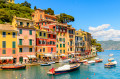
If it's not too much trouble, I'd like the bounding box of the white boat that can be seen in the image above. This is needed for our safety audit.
[63,59,70,63]
[109,54,113,56]
[108,58,114,62]
[88,60,95,64]
[49,62,55,64]
[111,61,117,65]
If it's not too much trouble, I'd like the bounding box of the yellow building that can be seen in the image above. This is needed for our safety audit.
[66,25,75,57]
[7,0,14,3]
[0,24,18,64]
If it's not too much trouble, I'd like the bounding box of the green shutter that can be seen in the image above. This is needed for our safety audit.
[19,39,22,45]
[29,48,32,52]
[2,50,6,54]
[63,44,65,47]
[29,30,32,35]
[19,48,22,52]
[12,50,16,54]
[12,41,16,48]
[63,50,65,53]
[29,39,32,45]
[2,41,6,48]
[57,44,58,48]
[60,44,62,47]
[63,38,65,42]
[19,29,22,34]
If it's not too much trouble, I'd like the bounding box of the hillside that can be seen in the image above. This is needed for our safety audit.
[98,40,120,50]
[0,2,34,24]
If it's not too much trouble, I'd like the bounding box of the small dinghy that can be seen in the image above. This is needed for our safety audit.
[1,65,26,70]
[109,54,113,56]
[49,62,55,64]
[108,58,114,62]
[95,58,103,63]
[41,63,51,66]
[47,64,80,75]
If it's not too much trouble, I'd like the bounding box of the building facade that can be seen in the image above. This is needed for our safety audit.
[12,16,36,63]
[0,24,18,64]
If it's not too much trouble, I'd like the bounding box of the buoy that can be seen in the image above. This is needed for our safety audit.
[20,74,21,77]
[94,73,95,75]
[16,77,17,79]
[87,78,89,79]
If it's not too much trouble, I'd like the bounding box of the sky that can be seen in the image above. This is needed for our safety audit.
[15,0,120,41]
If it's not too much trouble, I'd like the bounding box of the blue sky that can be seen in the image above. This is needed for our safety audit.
[15,0,120,41]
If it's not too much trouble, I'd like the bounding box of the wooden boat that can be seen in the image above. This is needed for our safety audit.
[108,58,114,62]
[1,65,26,69]
[40,63,51,66]
[104,62,116,68]
[95,58,103,63]
[47,64,80,75]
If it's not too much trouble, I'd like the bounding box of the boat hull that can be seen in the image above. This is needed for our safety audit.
[41,64,51,66]
[104,64,116,68]
[1,65,26,70]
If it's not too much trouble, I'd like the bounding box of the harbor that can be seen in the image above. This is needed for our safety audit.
[0,50,119,79]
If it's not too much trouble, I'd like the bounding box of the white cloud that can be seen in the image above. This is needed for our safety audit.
[89,24,120,41]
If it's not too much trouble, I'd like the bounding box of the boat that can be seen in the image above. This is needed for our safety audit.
[88,60,95,65]
[40,63,51,66]
[1,65,26,69]
[95,58,103,63]
[104,62,116,68]
[49,62,55,64]
[47,64,80,75]
[78,60,87,63]
[63,59,71,63]
[109,54,113,56]
[108,58,114,62]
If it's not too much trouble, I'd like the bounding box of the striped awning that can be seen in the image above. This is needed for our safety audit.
[0,56,13,60]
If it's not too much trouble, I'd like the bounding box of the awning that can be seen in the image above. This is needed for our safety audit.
[60,54,65,56]
[0,56,13,60]
[23,57,28,59]
[44,54,52,57]
[54,55,58,56]
[27,55,36,58]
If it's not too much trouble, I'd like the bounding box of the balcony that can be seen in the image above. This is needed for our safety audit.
[56,29,59,31]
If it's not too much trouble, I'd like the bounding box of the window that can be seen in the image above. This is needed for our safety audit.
[60,50,62,53]
[29,30,32,35]
[53,35,55,38]
[19,39,22,45]
[29,48,32,52]
[63,38,65,42]
[2,41,6,48]
[63,50,65,53]
[57,51,58,53]
[68,42,69,45]
[50,41,52,44]
[48,34,50,38]
[39,32,42,36]
[40,49,42,52]
[46,17,48,19]
[12,50,16,54]
[19,48,22,52]
[57,44,58,48]
[44,33,46,37]
[40,15,42,18]
[12,41,16,48]
[63,44,65,48]
[42,23,43,25]
[43,48,45,52]
[39,40,42,44]
[29,39,32,45]
[60,33,62,36]
[51,48,53,52]
[2,32,6,37]
[59,38,62,41]
[53,42,55,45]
[2,50,6,54]
[45,22,46,25]
[13,32,16,38]
[70,48,72,51]
[68,48,69,51]
[60,44,62,47]
[63,33,65,36]
[20,22,23,25]
[38,23,39,26]
[19,29,22,34]
[27,23,29,26]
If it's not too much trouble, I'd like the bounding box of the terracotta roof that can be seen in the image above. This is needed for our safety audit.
[0,24,17,31]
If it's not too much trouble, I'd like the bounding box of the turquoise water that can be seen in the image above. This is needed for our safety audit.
[0,50,120,79]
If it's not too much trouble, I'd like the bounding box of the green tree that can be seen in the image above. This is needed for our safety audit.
[44,8,54,15]
[21,1,31,8]
[34,6,37,10]
[56,13,74,23]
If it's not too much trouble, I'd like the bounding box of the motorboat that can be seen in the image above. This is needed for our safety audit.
[109,54,113,56]
[47,64,80,75]
[49,62,55,64]
[1,65,26,69]
[83,60,95,65]
[40,63,51,66]
[104,62,116,68]
[95,58,103,63]
[78,60,88,63]
[108,58,114,62]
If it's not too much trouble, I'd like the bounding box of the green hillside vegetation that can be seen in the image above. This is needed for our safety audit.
[0,1,34,24]
[91,39,102,52]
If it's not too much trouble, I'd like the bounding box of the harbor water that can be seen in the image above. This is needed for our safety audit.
[0,50,120,79]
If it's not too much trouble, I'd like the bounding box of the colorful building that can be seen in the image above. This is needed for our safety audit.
[0,24,18,64]
[91,45,97,56]
[12,16,36,63]
[7,0,14,3]
[75,29,86,56]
